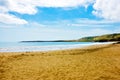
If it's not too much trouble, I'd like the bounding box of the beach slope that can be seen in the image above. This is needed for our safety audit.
[0,43,120,80]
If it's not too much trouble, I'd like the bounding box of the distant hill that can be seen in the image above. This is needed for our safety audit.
[77,33,120,42]
[21,33,120,42]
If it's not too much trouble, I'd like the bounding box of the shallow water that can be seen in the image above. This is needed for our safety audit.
[0,42,96,48]
[0,42,112,52]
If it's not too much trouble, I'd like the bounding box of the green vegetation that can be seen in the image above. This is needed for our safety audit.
[77,33,120,42]
[77,37,95,42]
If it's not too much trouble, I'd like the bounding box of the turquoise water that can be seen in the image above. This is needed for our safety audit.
[0,42,111,52]
[0,42,95,48]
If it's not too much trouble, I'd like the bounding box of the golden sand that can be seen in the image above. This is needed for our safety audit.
[0,43,120,80]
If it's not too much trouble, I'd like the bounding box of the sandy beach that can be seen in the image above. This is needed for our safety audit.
[0,43,120,80]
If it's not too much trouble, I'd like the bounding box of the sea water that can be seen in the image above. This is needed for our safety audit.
[0,42,111,52]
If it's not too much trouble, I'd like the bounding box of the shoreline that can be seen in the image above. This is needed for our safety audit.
[0,42,115,53]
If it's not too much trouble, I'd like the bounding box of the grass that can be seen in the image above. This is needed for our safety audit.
[0,43,120,80]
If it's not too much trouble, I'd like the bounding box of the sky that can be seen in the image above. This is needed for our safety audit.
[0,0,120,42]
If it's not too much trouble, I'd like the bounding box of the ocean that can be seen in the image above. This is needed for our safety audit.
[0,42,111,52]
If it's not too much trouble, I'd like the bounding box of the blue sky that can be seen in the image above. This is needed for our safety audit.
[0,0,120,42]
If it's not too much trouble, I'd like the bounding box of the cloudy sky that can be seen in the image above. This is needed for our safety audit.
[0,0,120,42]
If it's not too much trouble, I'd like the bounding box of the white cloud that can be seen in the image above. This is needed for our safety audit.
[31,0,94,8]
[0,0,95,25]
[0,6,8,13]
[0,0,29,24]
[93,0,120,21]
[55,18,119,28]
[7,0,37,14]
[0,0,120,25]
[0,13,28,24]
[1,0,94,14]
